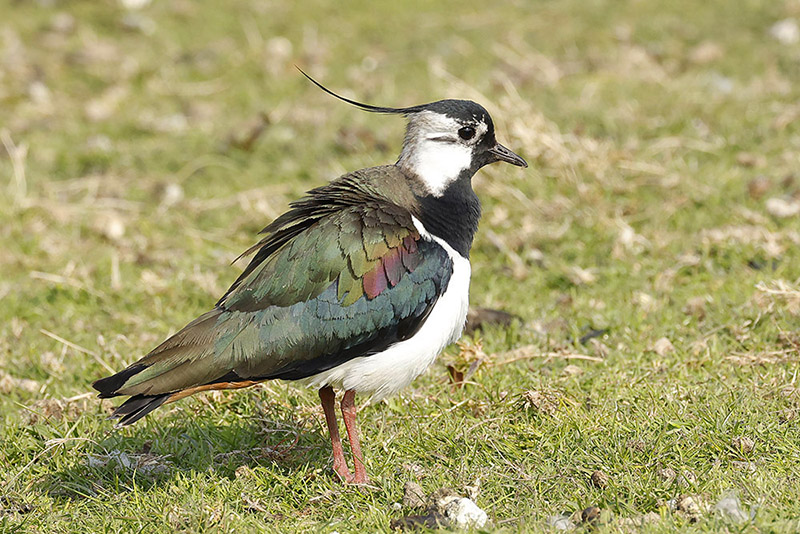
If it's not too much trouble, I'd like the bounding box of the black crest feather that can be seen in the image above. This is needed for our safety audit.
[297,67,424,115]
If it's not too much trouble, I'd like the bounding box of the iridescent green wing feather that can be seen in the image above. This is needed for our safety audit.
[94,167,453,414]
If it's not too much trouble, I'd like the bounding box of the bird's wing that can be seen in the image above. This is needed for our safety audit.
[93,182,453,419]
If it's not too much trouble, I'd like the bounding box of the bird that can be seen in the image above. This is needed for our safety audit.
[93,71,527,484]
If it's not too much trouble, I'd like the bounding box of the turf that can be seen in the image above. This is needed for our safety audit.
[1,0,800,532]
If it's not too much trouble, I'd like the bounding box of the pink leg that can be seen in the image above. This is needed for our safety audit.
[319,386,353,483]
[341,389,369,484]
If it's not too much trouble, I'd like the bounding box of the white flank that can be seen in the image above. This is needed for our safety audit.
[306,218,470,401]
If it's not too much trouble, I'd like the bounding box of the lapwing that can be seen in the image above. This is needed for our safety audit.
[93,72,528,484]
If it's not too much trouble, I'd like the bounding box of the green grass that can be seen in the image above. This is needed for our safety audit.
[2,0,800,532]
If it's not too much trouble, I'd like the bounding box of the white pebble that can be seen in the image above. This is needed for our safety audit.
[546,514,575,530]
[119,0,151,10]
[766,197,800,218]
[714,491,749,523]
[770,19,800,44]
[443,497,488,529]
[161,182,184,207]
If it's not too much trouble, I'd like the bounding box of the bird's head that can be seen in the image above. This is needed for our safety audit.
[396,100,527,196]
[299,70,527,197]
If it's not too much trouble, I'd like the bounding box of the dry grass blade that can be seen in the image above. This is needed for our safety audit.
[496,345,605,366]
[1,128,28,206]
[40,329,115,373]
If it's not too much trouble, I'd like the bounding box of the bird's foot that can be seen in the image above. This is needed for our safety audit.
[331,463,371,485]
[350,471,370,485]
[332,461,354,483]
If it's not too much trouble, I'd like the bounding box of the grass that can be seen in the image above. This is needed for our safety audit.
[2,0,800,531]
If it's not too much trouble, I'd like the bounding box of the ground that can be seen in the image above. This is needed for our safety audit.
[1,0,800,532]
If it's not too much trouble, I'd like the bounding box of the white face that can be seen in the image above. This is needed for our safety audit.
[397,111,488,197]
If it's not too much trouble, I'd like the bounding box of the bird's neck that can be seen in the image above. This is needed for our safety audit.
[411,173,481,259]
[396,137,473,198]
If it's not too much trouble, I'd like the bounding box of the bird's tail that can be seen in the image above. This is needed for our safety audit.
[92,309,230,425]
[106,393,170,426]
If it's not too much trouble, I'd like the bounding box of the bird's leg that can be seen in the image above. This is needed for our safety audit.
[319,386,353,483]
[340,389,368,484]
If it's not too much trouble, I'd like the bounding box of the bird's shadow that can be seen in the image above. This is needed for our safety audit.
[41,399,332,500]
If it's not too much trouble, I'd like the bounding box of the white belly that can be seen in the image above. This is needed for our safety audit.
[305,222,470,401]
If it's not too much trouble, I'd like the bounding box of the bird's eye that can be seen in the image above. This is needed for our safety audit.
[458,126,476,140]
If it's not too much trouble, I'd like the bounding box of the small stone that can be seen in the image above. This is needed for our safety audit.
[732,435,755,454]
[0,371,40,394]
[748,176,772,199]
[588,339,610,358]
[85,86,128,122]
[465,307,519,335]
[442,497,488,529]
[428,488,460,512]
[562,364,583,377]
[633,291,657,312]
[264,37,293,74]
[714,490,749,523]
[234,466,252,479]
[521,390,559,415]
[567,266,596,286]
[650,337,675,356]
[779,408,796,423]
[766,197,800,218]
[119,0,152,9]
[641,512,660,524]
[590,470,609,489]
[527,248,545,264]
[688,41,724,64]
[580,506,601,524]
[464,478,481,501]
[160,182,184,207]
[265,36,293,62]
[28,81,52,107]
[675,495,705,520]
[546,513,575,530]
[94,449,172,476]
[735,152,765,168]
[10,317,24,338]
[683,297,707,319]
[690,339,708,356]
[402,481,427,509]
[106,217,125,241]
[770,18,800,45]
[39,351,64,373]
[657,467,676,483]
[25,397,114,425]
[95,213,125,241]
[615,221,650,254]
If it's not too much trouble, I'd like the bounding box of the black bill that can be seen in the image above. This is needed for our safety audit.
[489,143,528,167]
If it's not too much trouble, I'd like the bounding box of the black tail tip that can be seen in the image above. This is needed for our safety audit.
[92,363,148,398]
[110,394,169,426]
